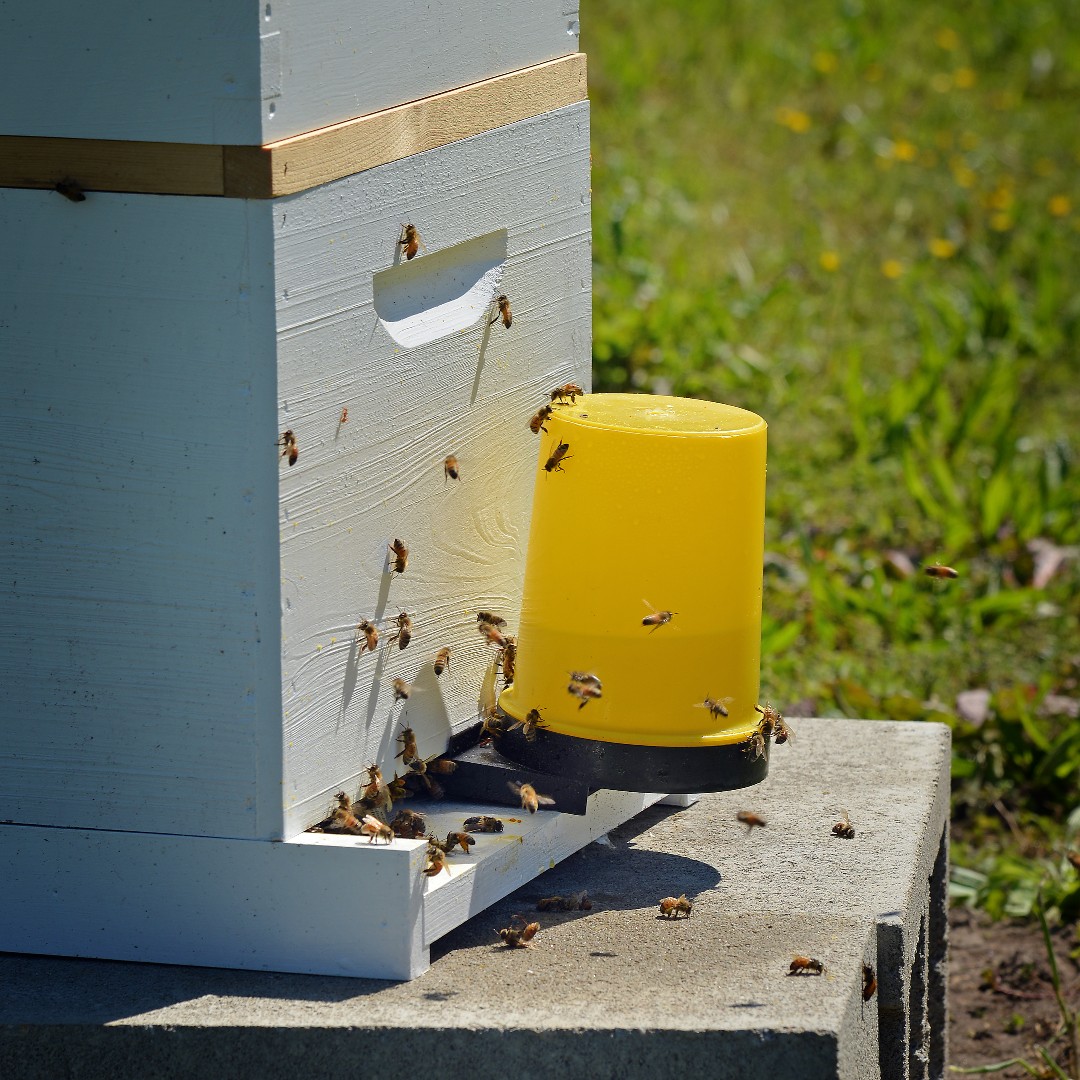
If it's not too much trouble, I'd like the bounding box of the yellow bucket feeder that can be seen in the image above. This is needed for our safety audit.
[498,393,768,793]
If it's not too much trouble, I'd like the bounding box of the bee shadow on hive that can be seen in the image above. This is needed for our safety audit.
[469,311,495,405]
[360,567,396,726]
[375,664,452,765]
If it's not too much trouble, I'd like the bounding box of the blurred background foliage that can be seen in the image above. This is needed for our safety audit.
[584,0,1080,928]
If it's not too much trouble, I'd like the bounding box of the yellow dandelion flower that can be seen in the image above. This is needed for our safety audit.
[813,50,838,74]
[935,27,960,51]
[775,107,812,133]
[954,67,977,89]
[929,238,958,259]
[1034,157,1056,177]
[893,139,918,162]
[989,213,1013,232]
[1048,195,1072,217]
[931,72,953,93]
[819,251,841,272]
[881,259,905,280]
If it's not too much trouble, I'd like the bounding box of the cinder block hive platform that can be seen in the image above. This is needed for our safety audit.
[0,719,950,1080]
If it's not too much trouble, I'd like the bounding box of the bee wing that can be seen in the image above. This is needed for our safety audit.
[360,814,383,829]
[535,793,556,806]
[506,781,523,796]
[781,720,797,743]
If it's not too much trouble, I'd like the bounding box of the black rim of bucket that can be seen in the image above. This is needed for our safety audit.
[493,719,769,794]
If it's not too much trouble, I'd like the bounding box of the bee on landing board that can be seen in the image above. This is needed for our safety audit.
[387,538,409,575]
[330,792,363,834]
[464,815,503,833]
[528,404,553,435]
[544,440,571,473]
[658,894,693,919]
[355,619,379,655]
[423,846,450,877]
[390,808,426,839]
[390,611,413,650]
[489,294,512,329]
[399,223,424,260]
[443,831,475,855]
[433,646,451,676]
[498,915,539,948]
[788,956,825,976]
[832,811,855,839]
[277,429,298,466]
[360,814,393,844]
[508,781,555,814]
[642,601,677,631]
[443,455,459,481]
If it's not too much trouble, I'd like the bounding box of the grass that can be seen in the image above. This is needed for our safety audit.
[584,0,1080,937]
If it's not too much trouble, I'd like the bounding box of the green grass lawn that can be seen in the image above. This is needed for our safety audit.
[584,0,1080,926]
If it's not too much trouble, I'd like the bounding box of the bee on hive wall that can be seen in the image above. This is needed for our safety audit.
[390,611,413,650]
[277,429,298,466]
[387,539,409,575]
[489,294,512,328]
[443,455,459,481]
[399,223,423,260]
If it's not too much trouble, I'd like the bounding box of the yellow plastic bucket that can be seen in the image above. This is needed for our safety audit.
[498,393,767,791]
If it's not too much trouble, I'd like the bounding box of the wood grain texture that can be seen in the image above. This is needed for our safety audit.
[273,102,592,837]
[0,1,579,146]
[0,55,587,199]
[0,189,283,839]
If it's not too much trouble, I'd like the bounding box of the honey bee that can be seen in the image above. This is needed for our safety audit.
[361,765,390,814]
[537,890,591,912]
[433,646,451,676]
[330,792,363,833]
[360,814,393,844]
[479,621,510,648]
[569,671,602,688]
[499,637,517,686]
[480,711,506,740]
[387,772,410,801]
[863,964,878,1000]
[497,915,539,948]
[396,724,418,764]
[642,601,677,631]
[528,404,554,435]
[390,610,413,650]
[544,440,571,473]
[832,811,855,839]
[423,846,450,877]
[390,808,427,839]
[508,780,555,814]
[425,758,457,775]
[658,894,693,919]
[550,383,585,405]
[464,815,504,833]
[54,178,86,202]
[509,708,546,742]
[444,831,475,854]
[489,294,512,329]
[696,695,733,719]
[736,811,767,830]
[387,538,409,575]
[750,703,795,755]
[924,563,959,579]
[407,757,444,799]
[1068,851,1080,872]
[391,677,411,702]
[355,619,380,654]
[444,455,459,481]
[568,680,602,709]
[477,611,507,627]
[338,407,349,425]
[743,728,767,761]
[277,429,298,466]
[399,223,423,260]
[788,956,825,976]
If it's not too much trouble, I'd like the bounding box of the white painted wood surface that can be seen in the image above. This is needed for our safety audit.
[274,102,592,836]
[0,189,283,840]
[0,1,581,145]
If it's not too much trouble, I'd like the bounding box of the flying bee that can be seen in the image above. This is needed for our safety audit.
[390,808,427,839]
[736,811,767,830]
[498,915,539,948]
[696,695,733,719]
[387,538,409,575]
[924,563,959,579]
[658,894,693,919]
[360,814,393,845]
[863,964,878,1000]
[788,956,825,976]
[642,601,677,631]
[277,429,298,466]
[433,646,451,676]
[399,223,423,260]
[396,724,418,764]
[390,611,413,650]
[537,890,591,912]
[444,455,459,481]
[477,611,507,627]
[464,815,504,833]
[499,637,517,686]
[509,707,546,742]
[391,677,411,702]
[568,680,602,709]
[569,671,602,689]
[444,831,475,855]
[54,178,87,202]
[338,407,349,425]
[489,294,512,329]
[508,781,555,814]
[528,404,553,434]
[544,440,571,473]
[423,846,450,877]
[832,811,855,839]
[479,621,509,648]
[550,383,585,405]
[355,619,380,654]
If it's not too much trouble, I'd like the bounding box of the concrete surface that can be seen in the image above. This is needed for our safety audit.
[0,718,950,1080]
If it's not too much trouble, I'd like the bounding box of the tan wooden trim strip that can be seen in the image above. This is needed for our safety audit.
[0,54,587,200]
